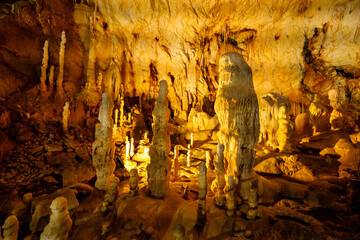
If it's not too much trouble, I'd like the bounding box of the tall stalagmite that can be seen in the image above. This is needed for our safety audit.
[56,31,66,96]
[92,93,116,190]
[214,52,260,212]
[40,40,49,93]
[147,80,171,198]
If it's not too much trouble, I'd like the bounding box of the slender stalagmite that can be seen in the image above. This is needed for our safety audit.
[40,40,49,93]
[57,31,66,96]
[197,162,207,227]
[147,80,171,198]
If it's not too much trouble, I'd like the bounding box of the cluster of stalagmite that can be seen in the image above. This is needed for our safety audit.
[92,93,116,190]
[40,197,73,240]
[146,80,171,198]
[214,52,260,218]
[259,92,292,150]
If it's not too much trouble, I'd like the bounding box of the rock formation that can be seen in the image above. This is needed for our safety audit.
[147,80,171,198]
[197,162,207,227]
[49,66,55,93]
[173,145,180,180]
[40,197,73,240]
[40,40,49,93]
[276,106,293,152]
[62,102,70,133]
[56,31,66,96]
[259,92,291,149]
[105,176,120,204]
[128,168,139,198]
[214,52,260,214]
[308,94,330,135]
[214,143,226,208]
[2,215,19,240]
[92,93,116,190]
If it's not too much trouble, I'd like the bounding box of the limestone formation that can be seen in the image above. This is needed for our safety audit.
[186,144,192,167]
[62,102,70,132]
[130,137,135,157]
[173,224,187,240]
[40,40,49,93]
[173,145,180,180]
[128,168,139,198]
[105,176,120,204]
[92,93,116,190]
[328,89,347,131]
[205,150,213,170]
[40,197,72,240]
[119,93,125,127]
[276,106,293,152]
[96,72,103,92]
[214,52,259,214]
[215,52,259,179]
[259,92,291,149]
[114,109,118,127]
[49,66,55,93]
[125,136,131,160]
[147,80,171,198]
[246,188,258,220]
[308,94,330,135]
[225,175,235,216]
[56,31,66,96]
[197,162,207,227]
[214,143,226,208]
[2,215,19,240]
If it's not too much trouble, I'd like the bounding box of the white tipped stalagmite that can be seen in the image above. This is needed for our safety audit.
[40,197,72,240]
[57,31,66,96]
[147,80,171,198]
[40,40,49,93]
[173,145,180,180]
[92,93,116,190]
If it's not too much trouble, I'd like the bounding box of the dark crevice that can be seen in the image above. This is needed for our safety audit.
[333,66,354,79]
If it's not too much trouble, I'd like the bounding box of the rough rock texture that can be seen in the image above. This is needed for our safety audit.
[147,80,171,198]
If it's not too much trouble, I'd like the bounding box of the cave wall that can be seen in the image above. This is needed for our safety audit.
[1,0,360,120]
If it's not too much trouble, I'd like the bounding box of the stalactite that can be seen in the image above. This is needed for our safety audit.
[57,31,66,96]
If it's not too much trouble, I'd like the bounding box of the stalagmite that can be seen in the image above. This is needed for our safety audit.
[40,197,72,240]
[128,168,139,198]
[85,36,96,90]
[92,93,116,190]
[49,65,55,93]
[173,145,180,180]
[125,136,130,160]
[130,137,135,157]
[114,109,118,127]
[2,215,19,240]
[276,106,293,152]
[57,31,66,96]
[62,102,70,132]
[225,175,235,216]
[196,162,207,227]
[328,89,346,131]
[214,143,226,208]
[214,52,259,214]
[190,132,194,147]
[119,97,125,127]
[259,92,291,149]
[96,72,103,92]
[173,225,187,240]
[105,176,119,204]
[309,94,329,135]
[205,150,213,169]
[147,80,171,198]
[246,188,258,220]
[40,40,49,93]
[186,144,192,167]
